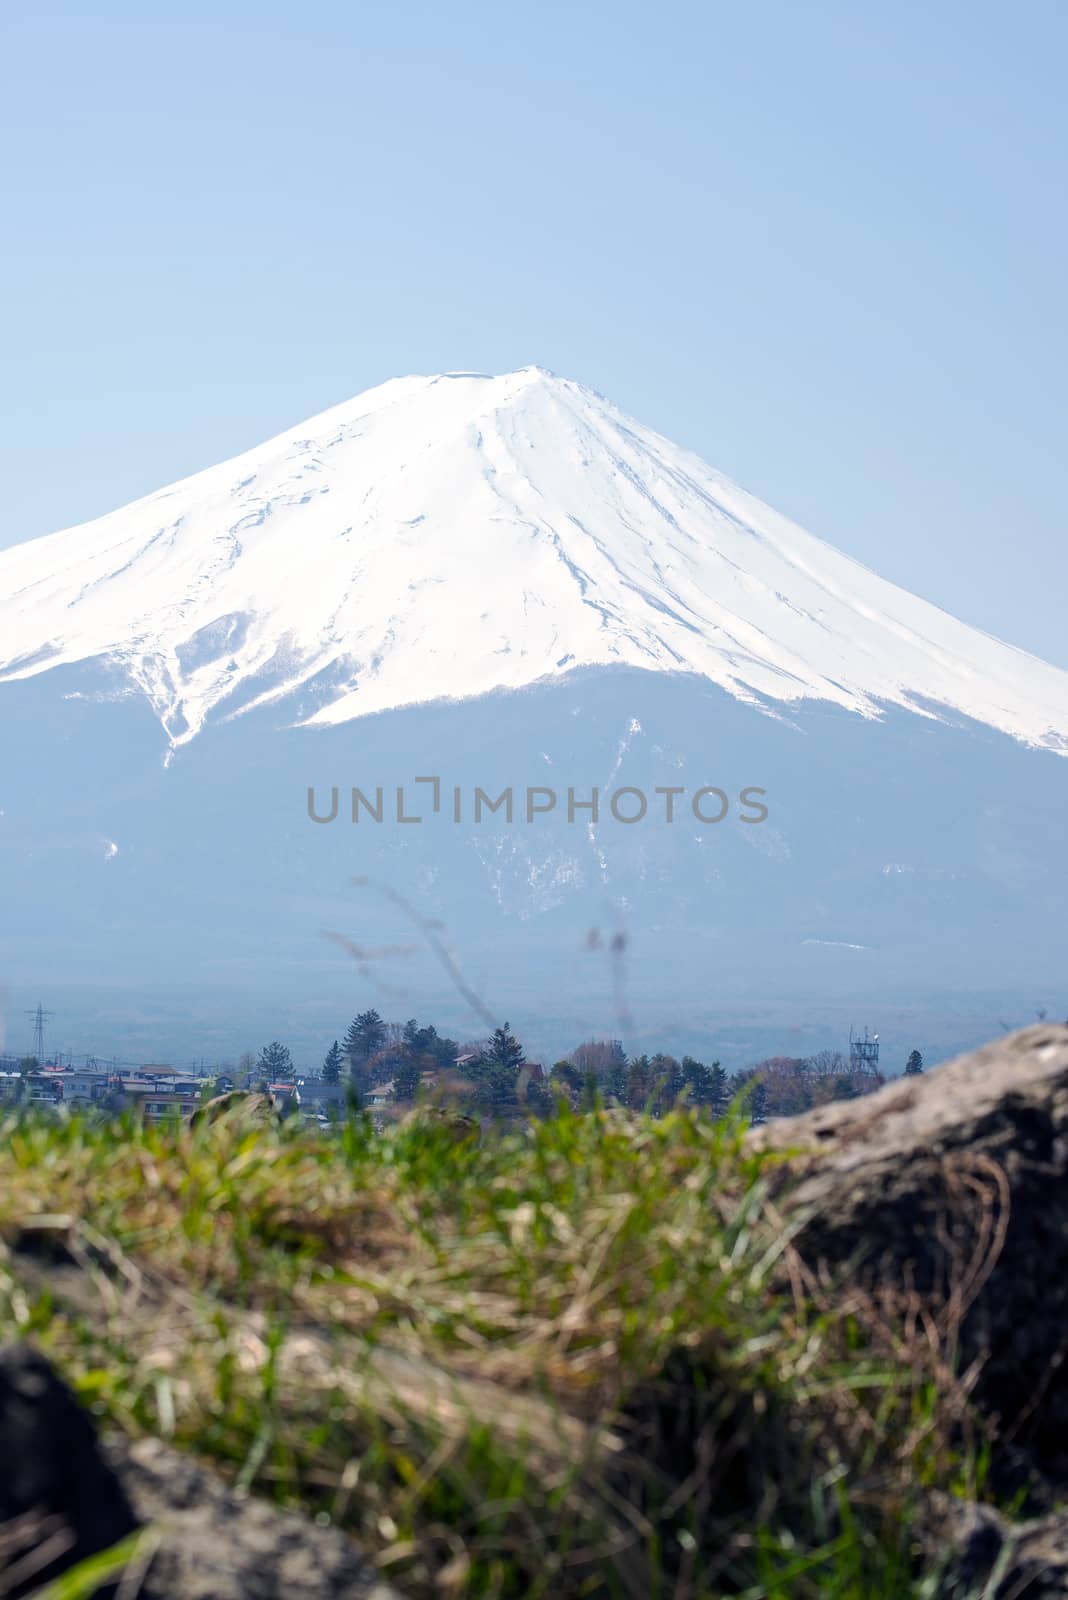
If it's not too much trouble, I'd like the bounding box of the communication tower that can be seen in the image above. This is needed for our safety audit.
[849,1026,880,1076]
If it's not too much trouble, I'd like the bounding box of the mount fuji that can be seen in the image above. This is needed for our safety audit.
[1,369,1066,1065]
[2,366,1065,753]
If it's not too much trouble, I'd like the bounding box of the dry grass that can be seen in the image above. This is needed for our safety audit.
[0,1101,1004,1598]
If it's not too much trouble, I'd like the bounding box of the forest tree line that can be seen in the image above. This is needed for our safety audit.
[246,1012,925,1123]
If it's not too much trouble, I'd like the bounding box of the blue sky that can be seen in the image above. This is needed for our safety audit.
[2,0,1066,665]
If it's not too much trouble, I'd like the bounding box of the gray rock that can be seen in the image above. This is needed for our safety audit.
[105,1433,397,1600]
[0,1342,139,1597]
[752,1023,1068,1490]
[189,1090,280,1128]
[927,1494,1068,1597]
[0,1341,395,1599]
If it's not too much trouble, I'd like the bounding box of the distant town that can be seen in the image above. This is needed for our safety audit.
[1,1004,923,1128]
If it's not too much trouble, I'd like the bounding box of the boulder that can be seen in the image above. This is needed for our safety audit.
[189,1090,280,1129]
[0,1342,139,1597]
[104,1432,396,1600]
[752,1023,1068,1487]
[0,1342,393,1599]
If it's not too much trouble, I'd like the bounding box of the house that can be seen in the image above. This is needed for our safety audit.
[295,1079,346,1117]
[364,1081,395,1132]
[0,1071,62,1109]
[268,1081,299,1118]
[24,1074,62,1108]
[51,1067,110,1108]
[111,1076,201,1123]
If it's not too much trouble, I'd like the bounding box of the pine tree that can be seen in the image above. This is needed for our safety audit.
[748,1079,769,1125]
[625,1054,653,1111]
[344,1009,386,1061]
[392,1054,423,1102]
[681,1055,704,1100]
[905,1049,924,1076]
[461,1023,526,1117]
[467,1057,518,1116]
[551,1059,584,1108]
[398,1019,459,1072]
[684,1054,732,1111]
[680,1056,730,1116]
[321,1040,343,1084]
[648,1053,684,1113]
[257,1041,292,1080]
[603,1053,628,1104]
[706,1062,730,1117]
[342,1009,387,1092]
[485,1022,525,1071]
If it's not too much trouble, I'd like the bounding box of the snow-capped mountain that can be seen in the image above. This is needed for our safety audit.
[2,366,1066,752]
[2,368,1066,1065]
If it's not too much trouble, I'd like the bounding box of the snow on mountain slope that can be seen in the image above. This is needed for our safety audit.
[1,366,1066,753]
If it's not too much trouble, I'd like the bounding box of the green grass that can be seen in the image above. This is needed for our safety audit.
[0,1101,990,1598]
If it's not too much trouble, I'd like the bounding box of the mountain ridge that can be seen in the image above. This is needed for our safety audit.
[2,366,1066,754]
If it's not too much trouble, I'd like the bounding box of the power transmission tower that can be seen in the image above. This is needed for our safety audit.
[25,1003,54,1062]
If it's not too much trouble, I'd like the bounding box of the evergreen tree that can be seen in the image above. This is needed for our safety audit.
[905,1049,924,1076]
[681,1055,705,1102]
[462,1023,527,1117]
[321,1040,343,1084]
[686,1055,733,1112]
[706,1062,730,1117]
[392,1053,423,1102]
[466,1056,520,1116]
[625,1054,653,1111]
[485,1021,525,1071]
[521,1066,557,1121]
[551,1059,584,1108]
[748,1079,769,1125]
[424,1027,460,1071]
[342,1009,387,1092]
[603,1054,628,1104]
[648,1053,685,1113]
[344,1008,386,1061]
[399,1019,459,1072]
[680,1056,730,1117]
[257,1041,292,1080]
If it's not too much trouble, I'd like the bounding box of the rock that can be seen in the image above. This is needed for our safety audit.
[927,1494,1068,1597]
[189,1090,280,1129]
[104,1433,396,1600]
[0,1342,139,1597]
[0,1342,394,1599]
[751,1023,1068,1488]
[411,1105,480,1141]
